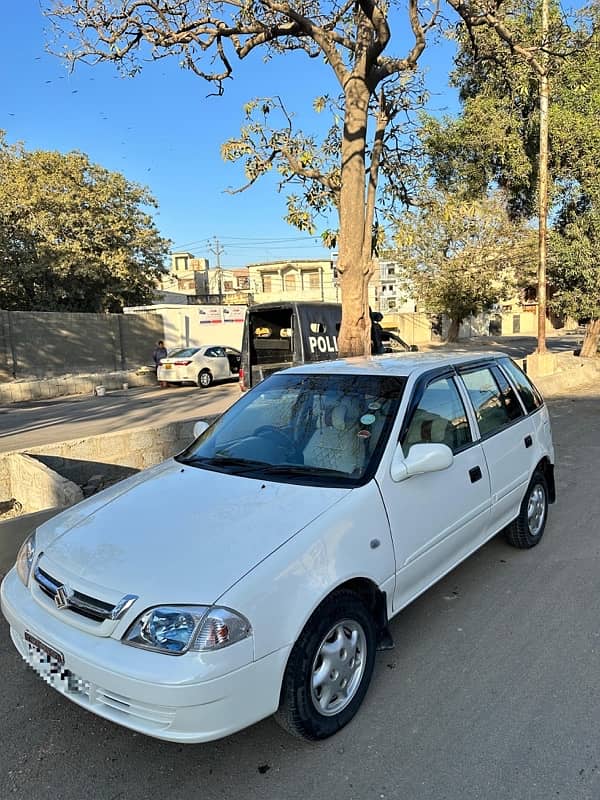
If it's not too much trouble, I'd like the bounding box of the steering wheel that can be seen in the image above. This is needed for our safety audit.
[254,426,303,463]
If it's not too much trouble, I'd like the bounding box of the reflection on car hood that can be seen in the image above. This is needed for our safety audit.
[34,460,350,605]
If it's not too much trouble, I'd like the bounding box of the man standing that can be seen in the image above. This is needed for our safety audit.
[153,340,168,388]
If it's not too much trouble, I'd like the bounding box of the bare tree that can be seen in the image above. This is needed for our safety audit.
[47,0,438,356]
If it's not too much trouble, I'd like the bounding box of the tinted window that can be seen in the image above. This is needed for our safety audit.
[205,347,226,358]
[177,373,406,486]
[402,377,471,455]
[499,358,543,413]
[461,368,521,437]
[492,366,524,421]
[169,348,200,358]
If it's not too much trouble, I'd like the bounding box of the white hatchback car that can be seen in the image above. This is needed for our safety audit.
[1,352,555,743]
[157,345,240,388]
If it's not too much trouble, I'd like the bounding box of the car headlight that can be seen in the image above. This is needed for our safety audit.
[15,532,36,586]
[123,605,252,655]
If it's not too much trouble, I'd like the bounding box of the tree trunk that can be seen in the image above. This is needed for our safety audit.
[447,318,460,342]
[336,82,371,358]
[580,318,600,358]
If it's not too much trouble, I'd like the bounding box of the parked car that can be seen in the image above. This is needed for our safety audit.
[157,345,240,388]
[1,352,555,744]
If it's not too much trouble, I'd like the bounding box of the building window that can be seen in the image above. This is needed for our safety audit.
[262,273,275,292]
[224,281,233,291]
[175,256,188,272]
[305,271,320,290]
[387,267,395,276]
[284,272,297,292]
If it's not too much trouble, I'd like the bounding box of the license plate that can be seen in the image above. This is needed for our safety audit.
[24,631,64,666]
[23,631,88,694]
[165,364,172,369]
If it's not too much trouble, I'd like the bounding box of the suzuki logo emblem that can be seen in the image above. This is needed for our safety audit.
[54,584,72,610]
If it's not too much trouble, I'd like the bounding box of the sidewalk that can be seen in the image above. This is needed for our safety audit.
[0,368,157,404]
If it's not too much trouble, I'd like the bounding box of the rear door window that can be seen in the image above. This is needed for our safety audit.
[460,367,524,437]
[499,358,543,413]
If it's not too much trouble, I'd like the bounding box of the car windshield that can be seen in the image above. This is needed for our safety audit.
[176,372,406,486]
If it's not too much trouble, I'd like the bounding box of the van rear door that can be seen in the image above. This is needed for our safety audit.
[240,305,295,389]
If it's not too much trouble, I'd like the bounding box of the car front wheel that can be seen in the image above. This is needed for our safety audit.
[197,369,213,388]
[275,590,376,740]
[505,469,549,548]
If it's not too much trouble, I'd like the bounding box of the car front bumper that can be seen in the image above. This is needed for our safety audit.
[1,569,288,743]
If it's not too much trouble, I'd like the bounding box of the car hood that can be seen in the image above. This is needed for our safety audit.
[35,460,350,606]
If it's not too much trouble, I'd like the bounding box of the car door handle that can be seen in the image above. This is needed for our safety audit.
[524,435,533,448]
[469,466,483,483]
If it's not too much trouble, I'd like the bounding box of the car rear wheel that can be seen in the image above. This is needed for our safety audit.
[197,369,213,388]
[505,469,548,548]
[275,590,376,741]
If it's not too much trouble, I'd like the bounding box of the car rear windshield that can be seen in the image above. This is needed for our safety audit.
[168,348,200,358]
[177,372,406,487]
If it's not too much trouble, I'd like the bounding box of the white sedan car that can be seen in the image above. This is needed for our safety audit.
[157,345,240,388]
[1,352,555,743]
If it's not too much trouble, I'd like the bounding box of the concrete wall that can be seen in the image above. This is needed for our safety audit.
[381,312,432,345]
[124,305,245,351]
[6,454,83,513]
[0,309,164,381]
[0,416,217,504]
[0,367,157,405]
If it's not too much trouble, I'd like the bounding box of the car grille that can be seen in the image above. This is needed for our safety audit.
[34,566,136,623]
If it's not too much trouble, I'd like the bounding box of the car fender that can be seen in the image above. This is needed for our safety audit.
[217,480,396,663]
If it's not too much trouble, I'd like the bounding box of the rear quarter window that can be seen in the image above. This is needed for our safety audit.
[499,358,543,413]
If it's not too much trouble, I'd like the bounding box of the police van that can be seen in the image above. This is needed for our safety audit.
[239,301,415,391]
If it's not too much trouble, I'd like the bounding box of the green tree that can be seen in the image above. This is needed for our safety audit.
[392,191,534,340]
[550,204,600,357]
[423,0,600,355]
[47,0,438,356]
[0,133,169,312]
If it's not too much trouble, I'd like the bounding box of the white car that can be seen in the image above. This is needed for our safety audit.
[1,352,555,744]
[157,345,240,388]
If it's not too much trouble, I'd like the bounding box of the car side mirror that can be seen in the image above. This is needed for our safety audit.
[410,345,419,352]
[390,442,453,483]
[192,420,209,439]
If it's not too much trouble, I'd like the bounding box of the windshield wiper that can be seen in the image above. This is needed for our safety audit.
[253,464,349,478]
[178,455,272,474]
[178,455,350,479]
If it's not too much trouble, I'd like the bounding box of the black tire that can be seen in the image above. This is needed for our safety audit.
[275,590,377,741]
[197,369,213,389]
[505,470,549,549]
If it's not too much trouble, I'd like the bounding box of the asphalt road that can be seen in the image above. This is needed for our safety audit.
[1,382,599,800]
[0,381,241,453]
[0,334,581,454]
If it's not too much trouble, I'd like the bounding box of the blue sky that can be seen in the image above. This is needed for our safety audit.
[1,3,459,269]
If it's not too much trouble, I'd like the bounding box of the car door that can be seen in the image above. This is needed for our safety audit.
[456,363,535,534]
[204,346,230,380]
[225,347,241,375]
[377,370,492,613]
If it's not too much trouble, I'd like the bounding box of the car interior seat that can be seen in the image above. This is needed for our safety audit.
[302,396,364,475]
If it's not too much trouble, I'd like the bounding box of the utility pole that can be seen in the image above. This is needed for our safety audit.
[207,236,225,303]
[536,0,549,354]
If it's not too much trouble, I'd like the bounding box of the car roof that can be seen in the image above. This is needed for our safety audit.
[282,351,510,379]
